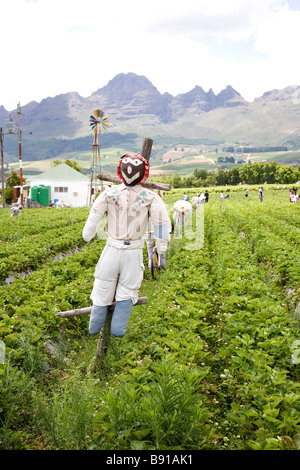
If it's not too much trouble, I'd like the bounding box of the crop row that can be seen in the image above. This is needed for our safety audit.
[87,198,300,450]
[1,195,299,450]
[201,203,300,449]
[257,204,300,228]
[0,209,92,283]
[221,203,300,289]
[0,207,89,242]
[240,206,300,246]
[0,237,105,363]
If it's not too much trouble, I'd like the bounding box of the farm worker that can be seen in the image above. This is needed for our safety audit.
[82,153,170,338]
[259,187,264,202]
[200,193,205,204]
[191,193,202,208]
[204,190,209,203]
[10,205,23,217]
[220,192,224,202]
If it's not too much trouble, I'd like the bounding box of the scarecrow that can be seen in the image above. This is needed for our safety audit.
[82,149,170,338]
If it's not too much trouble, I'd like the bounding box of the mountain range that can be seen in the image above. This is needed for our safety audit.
[1,72,300,159]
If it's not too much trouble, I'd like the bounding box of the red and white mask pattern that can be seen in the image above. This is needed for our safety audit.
[117,154,149,186]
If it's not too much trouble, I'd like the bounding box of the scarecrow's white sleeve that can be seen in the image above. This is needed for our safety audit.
[82,191,108,242]
[82,210,103,242]
[150,193,170,228]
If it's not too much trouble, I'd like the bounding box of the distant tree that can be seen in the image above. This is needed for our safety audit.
[275,165,299,184]
[227,167,240,185]
[172,175,182,188]
[239,164,255,184]
[193,169,208,180]
[185,176,197,187]
[215,169,228,186]
[52,159,83,173]
[206,173,217,186]
[5,169,25,204]
[225,156,235,163]
[263,161,279,184]
[6,169,27,188]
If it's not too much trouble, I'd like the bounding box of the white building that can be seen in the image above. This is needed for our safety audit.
[28,163,90,207]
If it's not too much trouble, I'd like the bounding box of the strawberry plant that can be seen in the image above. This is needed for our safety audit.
[0,188,300,450]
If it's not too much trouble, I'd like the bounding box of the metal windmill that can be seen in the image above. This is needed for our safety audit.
[88,109,109,205]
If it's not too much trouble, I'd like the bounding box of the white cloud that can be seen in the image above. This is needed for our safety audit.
[0,0,299,110]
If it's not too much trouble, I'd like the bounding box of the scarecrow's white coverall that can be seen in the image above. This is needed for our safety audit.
[82,183,170,337]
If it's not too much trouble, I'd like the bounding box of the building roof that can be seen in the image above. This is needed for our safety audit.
[29,163,89,181]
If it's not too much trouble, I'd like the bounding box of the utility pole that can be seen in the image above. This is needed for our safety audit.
[17,102,23,206]
[0,128,4,209]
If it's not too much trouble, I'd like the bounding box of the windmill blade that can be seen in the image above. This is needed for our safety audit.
[89,109,109,133]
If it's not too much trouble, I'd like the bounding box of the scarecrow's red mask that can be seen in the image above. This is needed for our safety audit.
[117,154,149,186]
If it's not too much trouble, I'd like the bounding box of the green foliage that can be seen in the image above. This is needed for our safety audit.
[4,187,13,205]
[52,159,83,173]
[92,358,212,450]
[5,169,22,188]
[173,161,300,188]
[33,364,100,450]
[0,191,300,450]
[0,359,34,449]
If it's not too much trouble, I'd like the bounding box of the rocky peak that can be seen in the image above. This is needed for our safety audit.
[216,85,246,107]
[91,73,160,103]
[90,73,172,119]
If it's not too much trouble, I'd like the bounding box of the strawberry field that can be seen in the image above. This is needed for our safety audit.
[0,187,299,451]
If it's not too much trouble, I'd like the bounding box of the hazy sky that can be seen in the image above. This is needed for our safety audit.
[1,0,300,111]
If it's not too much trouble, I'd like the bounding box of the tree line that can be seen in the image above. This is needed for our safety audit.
[223,146,288,153]
[166,161,300,188]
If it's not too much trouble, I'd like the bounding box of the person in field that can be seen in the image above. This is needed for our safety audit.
[10,205,23,217]
[191,193,202,208]
[82,153,170,338]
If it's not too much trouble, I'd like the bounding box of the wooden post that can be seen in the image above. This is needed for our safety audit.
[55,297,148,365]
[140,137,153,161]
[95,305,114,365]
[55,297,147,318]
[96,136,172,192]
[97,172,171,191]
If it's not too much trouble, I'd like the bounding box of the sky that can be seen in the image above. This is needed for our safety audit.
[1,0,300,111]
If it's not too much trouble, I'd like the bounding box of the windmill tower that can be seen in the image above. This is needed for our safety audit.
[88,109,109,205]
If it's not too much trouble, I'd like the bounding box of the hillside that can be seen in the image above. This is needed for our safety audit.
[1,73,300,173]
